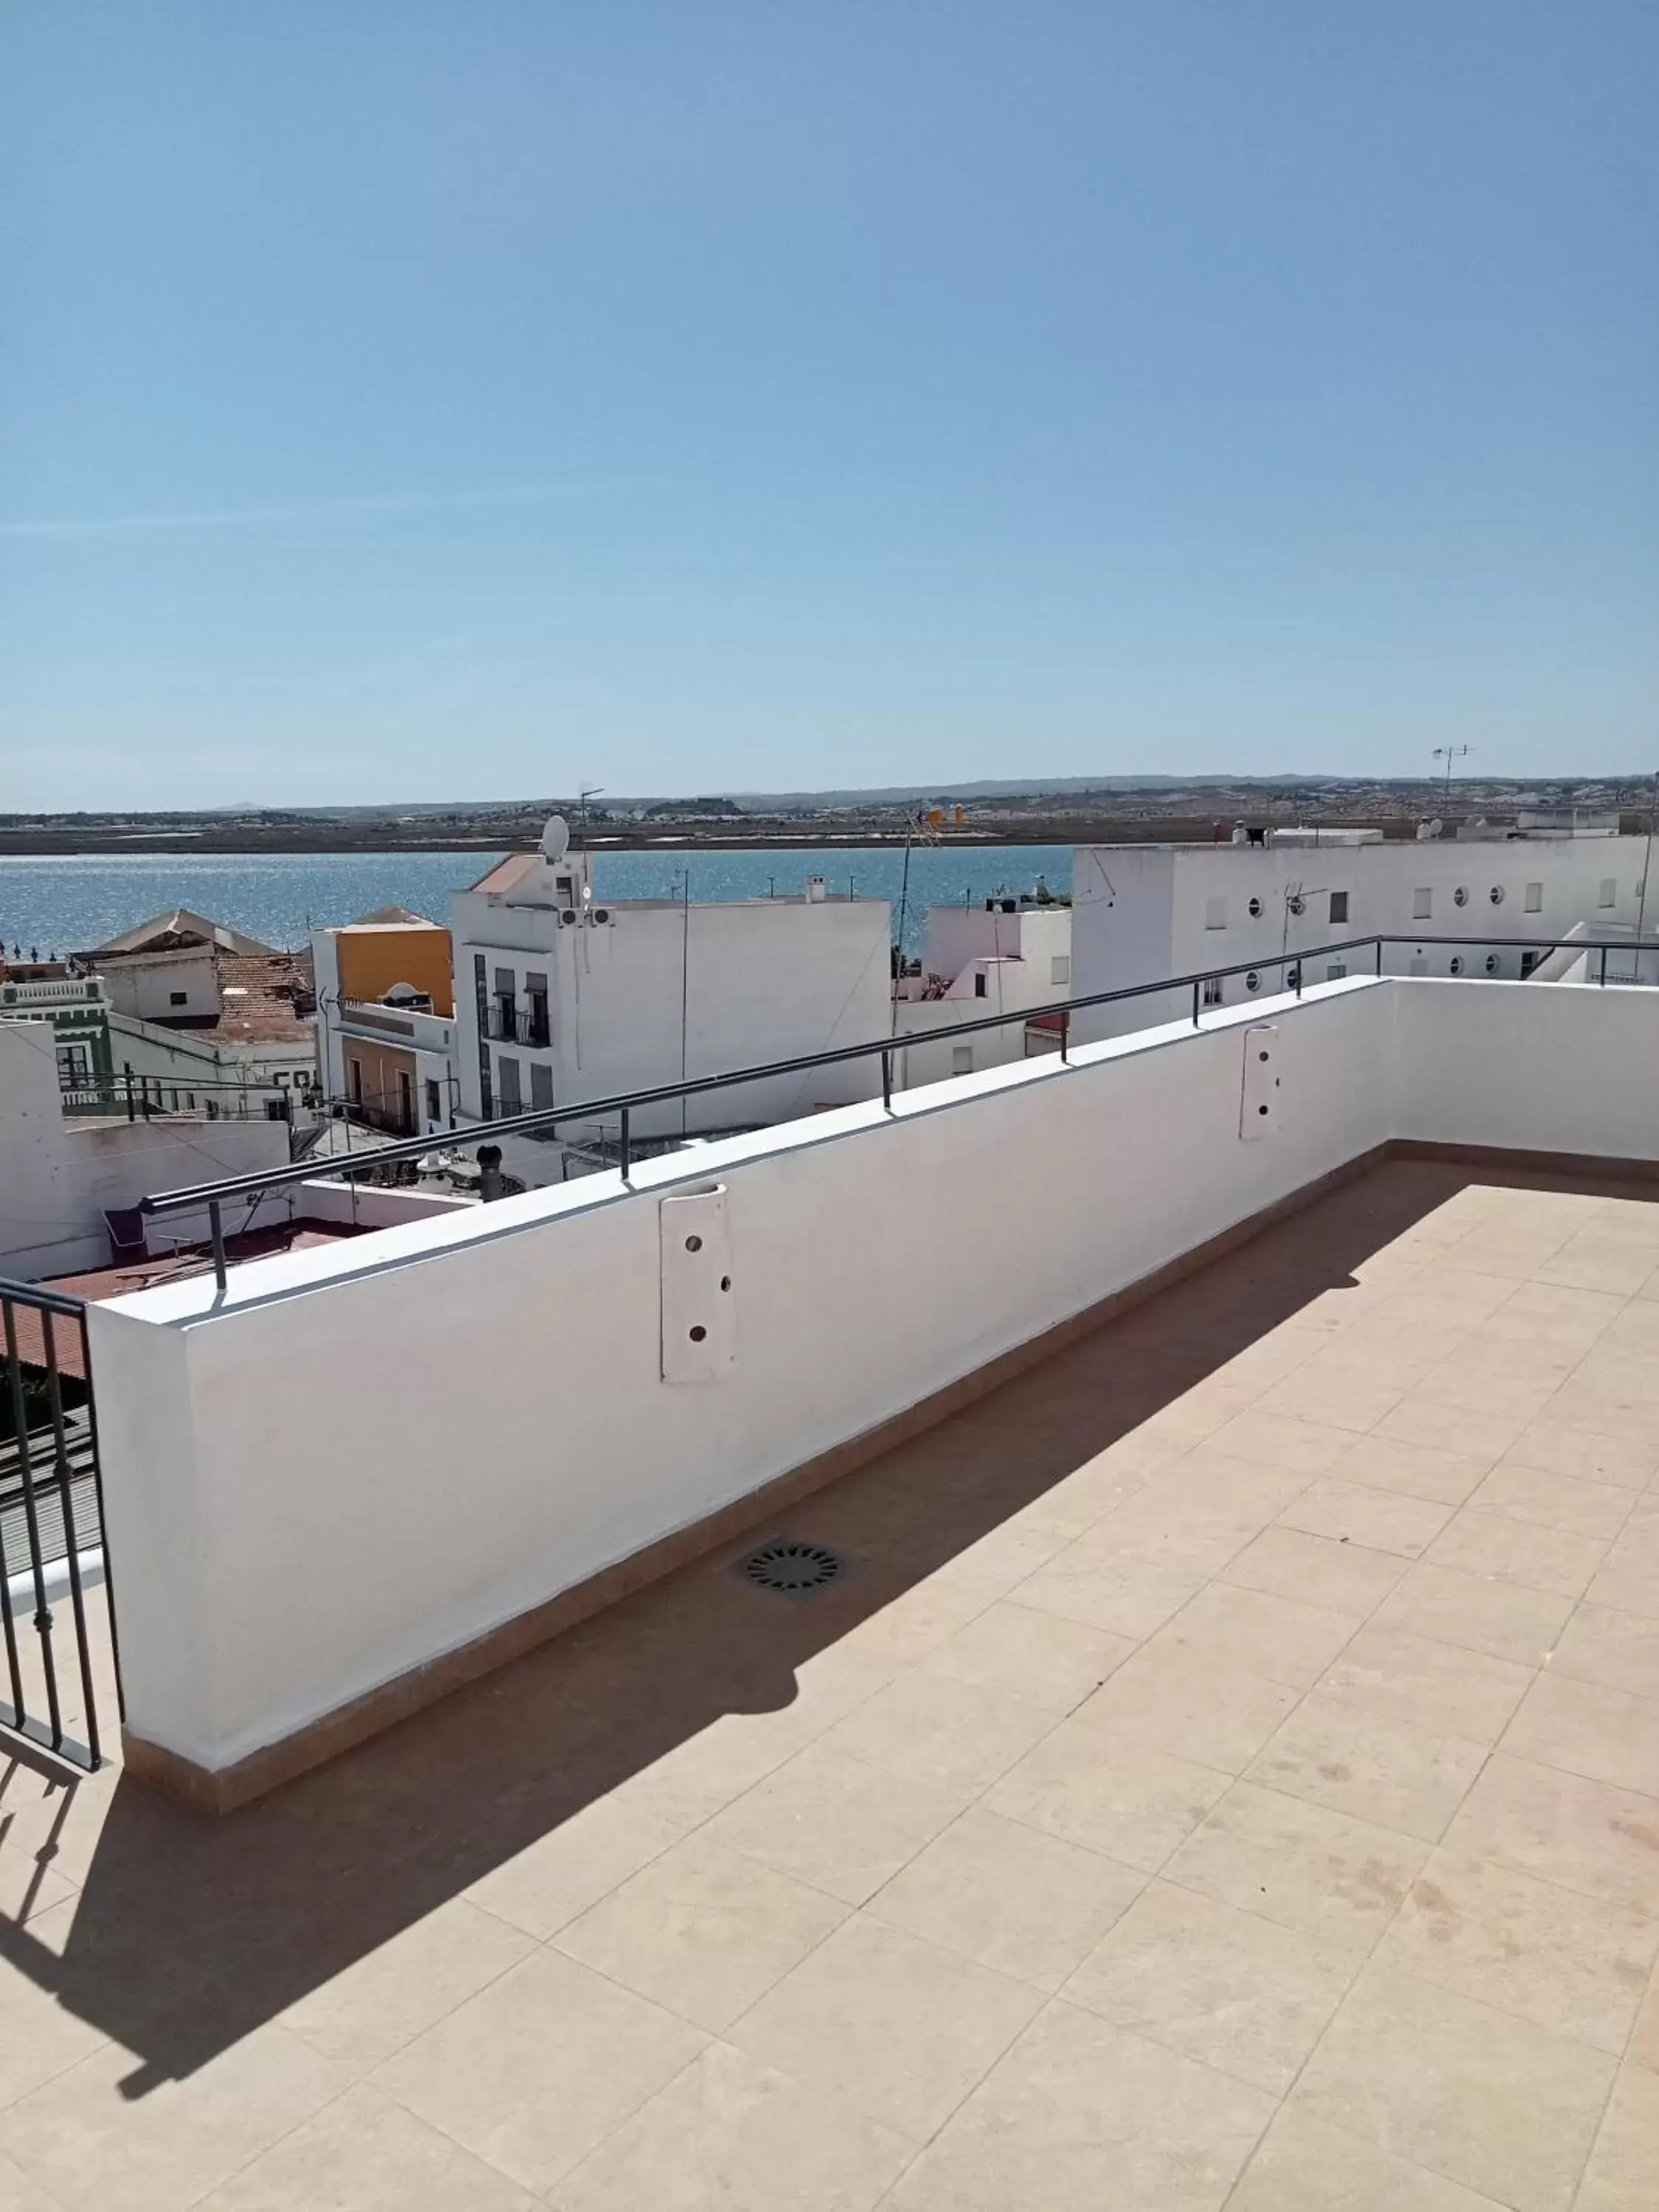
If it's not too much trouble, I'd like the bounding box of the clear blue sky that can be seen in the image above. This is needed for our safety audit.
[4,3,1655,807]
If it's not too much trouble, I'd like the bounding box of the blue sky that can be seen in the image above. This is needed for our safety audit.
[4,3,1656,807]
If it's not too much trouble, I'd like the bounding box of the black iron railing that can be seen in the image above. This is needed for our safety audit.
[138,930,1659,1289]
[0,1278,121,1770]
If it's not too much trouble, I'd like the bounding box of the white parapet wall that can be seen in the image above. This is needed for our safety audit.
[85,975,1659,1786]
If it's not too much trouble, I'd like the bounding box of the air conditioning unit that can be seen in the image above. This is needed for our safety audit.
[593,908,611,924]
[560,909,577,925]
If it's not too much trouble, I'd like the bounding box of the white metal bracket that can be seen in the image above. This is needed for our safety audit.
[660,1184,737,1382]
[1239,1026,1281,1140]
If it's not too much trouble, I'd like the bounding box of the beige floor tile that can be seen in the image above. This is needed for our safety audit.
[1442,1754,1659,1918]
[703,1742,959,1907]
[1501,1669,1659,1800]
[462,1795,684,1941]
[1333,1432,1494,1506]
[821,1669,1055,1803]
[1220,1524,1407,1615]
[1584,1553,1659,1622]
[1245,1689,1488,1842]
[1206,1407,1358,1472]
[1070,1644,1299,1773]
[1544,1381,1659,1450]
[1537,1243,1659,1295]
[0,2022,348,2212]
[1010,1548,1204,1641]
[880,1998,1273,2212]
[1632,1966,1659,2072]
[1375,1846,1659,2055]
[199,2081,535,2210]
[1422,1508,1607,1599]
[547,2040,912,2212]
[1413,1360,1561,1425]
[1279,1478,1453,1559]
[370,1947,706,2194]
[1374,1397,1531,1466]
[933,1517,1077,1599]
[0,1845,74,1928]
[1227,2106,1509,2212]
[727,1914,1040,2142]
[1370,1562,1573,1666]
[1062,1877,1361,2094]
[0,1959,111,2112]
[0,2149,67,2212]
[984,1720,1229,1872]
[867,1804,1147,1992]
[841,1576,992,1665]
[918,1599,1135,1712]
[1255,1371,1405,1435]
[1467,1461,1635,1540]
[1575,2062,1659,2212]
[277,1899,535,2075]
[1318,1623,1534,1745]
[1507,1417,1659,1490]
[552,1834,846,2034]
[1292,1964,1615,2212]
[1553,1604,1659,1701]
[1164,1780,1428,1949]
[1069,1491,1266,1582]
[1141,1581,1361,1691]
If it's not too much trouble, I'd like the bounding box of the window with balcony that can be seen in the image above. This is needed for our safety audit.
[498,1054,522,1114]
[524,970,550,1048]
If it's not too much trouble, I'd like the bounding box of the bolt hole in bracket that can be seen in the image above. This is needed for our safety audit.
[661,1184,737,1382]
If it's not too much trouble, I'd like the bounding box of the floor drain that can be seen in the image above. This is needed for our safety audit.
[737,1539,847,1596]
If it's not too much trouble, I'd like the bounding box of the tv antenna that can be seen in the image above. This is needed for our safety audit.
[1431,745,1471,802]
[576,786,605,846]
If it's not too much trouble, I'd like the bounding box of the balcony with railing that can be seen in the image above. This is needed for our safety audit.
[2,945,1658,2209]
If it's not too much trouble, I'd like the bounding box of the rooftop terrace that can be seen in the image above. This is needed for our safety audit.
[4,967,1659,2207]
[2,1157,1658,2205]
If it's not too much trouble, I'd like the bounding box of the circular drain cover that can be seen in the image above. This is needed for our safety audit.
[738,1540,846,1595]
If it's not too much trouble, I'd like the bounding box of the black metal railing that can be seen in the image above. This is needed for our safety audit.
[0,1279,120,1770]
[139,929,1659,1289]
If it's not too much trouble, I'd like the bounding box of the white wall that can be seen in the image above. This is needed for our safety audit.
[0,1022,290,1277]
[97,946,220,1023]
[90,978,1394,1775]
[1074,835,1652,1040]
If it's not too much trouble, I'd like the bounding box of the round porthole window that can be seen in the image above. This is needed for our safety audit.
[1453,886,1470,907]
[1489,885,1505,904]
[1450,956,1465,975]
[1245,970,1261,992]
[1285,964,1301,987]
[1248,897,1263,918]
[1484,953,1499,974]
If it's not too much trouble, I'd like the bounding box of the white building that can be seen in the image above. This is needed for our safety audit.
[0,1020,289,1279]
[1071,825,1653,1039]
[85,912,319,1114]
[891,895,1073,1087]
[450,821,891,1161]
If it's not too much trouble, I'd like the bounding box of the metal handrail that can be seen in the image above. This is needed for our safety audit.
[140,927,1659,1277]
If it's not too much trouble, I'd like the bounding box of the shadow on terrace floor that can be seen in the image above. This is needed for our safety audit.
[0,1157,1617,2095]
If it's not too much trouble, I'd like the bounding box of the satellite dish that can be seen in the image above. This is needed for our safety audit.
[540,815,571,863]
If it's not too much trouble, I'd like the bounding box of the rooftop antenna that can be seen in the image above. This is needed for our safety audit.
[576,785,604,848]
[1431,745,1471,805]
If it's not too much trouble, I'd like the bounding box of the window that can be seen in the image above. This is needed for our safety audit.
[1524,882,1543,913]
[349,1057,362,1105]
[1201,976,1223,1006]
[397,1071,413,1130]
[169,990,187,1006]
[1244,970,1261,992]
[1326,961,1347,981]
[1413,888,1432,919]
[1248,897,1263,919]
[497,1054,521,1113]
[1453,886,1469,908]
[1205,897,1227,931]
[1489,885,1505,905]
[1485,954,1500,974]
[1599,879,1617,908]
[950,1045,973,1077]
[1050,956,1070,987]
[973,972,988,998]
[529,1063,554,1110]
[425,1078,442,1121]
[1520,950,1539,977]
[55,1043,89,1083]
[1450,956,1464,975]
[1328,891,1349,925]
[524,970,550,1048]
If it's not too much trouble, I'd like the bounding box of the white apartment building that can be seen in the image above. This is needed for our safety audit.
[451,820,892,1150]
[891,896,1072,1087]
[1071,824,1652,1039]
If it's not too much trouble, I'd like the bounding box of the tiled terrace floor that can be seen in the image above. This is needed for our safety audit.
[5,1161,1659,2208]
